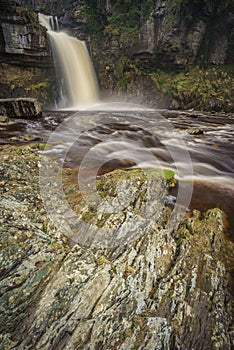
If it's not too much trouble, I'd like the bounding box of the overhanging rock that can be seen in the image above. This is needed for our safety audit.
[0,98,42,118]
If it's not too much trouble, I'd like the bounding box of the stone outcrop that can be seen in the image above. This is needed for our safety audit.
[0,98,42,118]
[131,0,232,67]
[130,1,228,68]
[0,13,50,67]
[0,144,233,349]
[0,5,54,102]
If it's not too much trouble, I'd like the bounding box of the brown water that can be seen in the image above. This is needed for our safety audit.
[1,108,233,240]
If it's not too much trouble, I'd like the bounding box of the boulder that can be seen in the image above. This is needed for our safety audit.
[0,98,42,118]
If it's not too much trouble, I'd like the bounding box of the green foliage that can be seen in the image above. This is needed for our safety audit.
[80,0,104,41]
[24,80,52,104]
[150,67,234,112]
[114,56,141,92]
[106,0,154,42]
[108,1,141,32]
[150,71,175,98]
[82,0,154,44]
[171,68,233,112]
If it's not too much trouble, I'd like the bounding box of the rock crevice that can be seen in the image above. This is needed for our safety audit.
[0,145,233,349]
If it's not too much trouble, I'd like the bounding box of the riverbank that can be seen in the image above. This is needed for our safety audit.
[0,143,233,349]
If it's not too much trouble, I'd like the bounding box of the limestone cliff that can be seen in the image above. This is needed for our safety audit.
[55,0,234,108]
[0,0,233,109]
[0,3,53,102]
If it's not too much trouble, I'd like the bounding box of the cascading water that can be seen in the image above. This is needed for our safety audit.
[39,13,99,109]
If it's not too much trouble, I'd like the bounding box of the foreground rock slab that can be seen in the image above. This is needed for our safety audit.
[0,145,233,350]
[0,98,42,118]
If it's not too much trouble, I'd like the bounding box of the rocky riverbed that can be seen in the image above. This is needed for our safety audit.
[0,143,233,349]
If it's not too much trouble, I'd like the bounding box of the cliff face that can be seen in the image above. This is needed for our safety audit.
[56,0,233,106]
[129,0,231,67]
[0,4,54,102]
[0,14,48,63]
[0,0,233,107]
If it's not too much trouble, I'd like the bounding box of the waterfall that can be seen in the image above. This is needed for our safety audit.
[39,13,99,109]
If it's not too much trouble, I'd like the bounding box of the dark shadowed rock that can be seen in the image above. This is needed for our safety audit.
[0,98,42,118]
[0,10,49,67]
[0,145,233,350]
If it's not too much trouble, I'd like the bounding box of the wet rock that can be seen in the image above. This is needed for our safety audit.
[0,115,9,123]
[0,145,233,350]
[23,134,32,141]
[0,98,42,118]
[9,136,19,142]
[188,127,204,135]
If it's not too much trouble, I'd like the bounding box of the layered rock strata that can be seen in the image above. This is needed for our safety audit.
[0,144,233,349]
[0,98,42,118]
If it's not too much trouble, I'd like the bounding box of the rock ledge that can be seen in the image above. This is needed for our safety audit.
[0,98,42,118]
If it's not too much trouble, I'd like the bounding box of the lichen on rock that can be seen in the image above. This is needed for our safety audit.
[0,144,233,350]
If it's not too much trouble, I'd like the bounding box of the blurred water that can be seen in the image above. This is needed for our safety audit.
[1,107,233,238]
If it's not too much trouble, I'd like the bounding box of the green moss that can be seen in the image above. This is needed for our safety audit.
[96,168,175,200]
[25,81,49,92]
[81,209,96,223]
[24,80,53,104]
[162,169,175,180]
[82,0,154,45]
[148,66,234,112]
[162,169,176,188]
[96,256,111,267]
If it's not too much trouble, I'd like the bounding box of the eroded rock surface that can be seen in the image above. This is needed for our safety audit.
[0,9,49,65]
[0,145,233,350]
[0,98,42,118]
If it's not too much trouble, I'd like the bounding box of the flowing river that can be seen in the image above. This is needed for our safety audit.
[1,106,233,240]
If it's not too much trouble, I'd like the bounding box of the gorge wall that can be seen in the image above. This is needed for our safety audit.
[77,0,234,109]
[0,0,233,109]
[0,1,53,103]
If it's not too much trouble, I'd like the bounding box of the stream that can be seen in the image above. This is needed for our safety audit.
[1,106,233,240]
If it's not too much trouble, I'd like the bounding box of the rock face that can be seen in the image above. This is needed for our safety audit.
[0,5,54,102]
[0,144,233,349]
[60,0,232,100]
[129,1,229,68]
[0,1,233,105]
[0,10,49,66]
[0,98,42,118]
